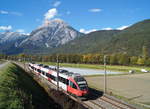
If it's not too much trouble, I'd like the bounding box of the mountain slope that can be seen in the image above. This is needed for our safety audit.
[0,19,150,55]
[0,32,28,54]
[104,19,150,55]
[50,19,150,55]
[49,30,120,54]
[20,19,83,52]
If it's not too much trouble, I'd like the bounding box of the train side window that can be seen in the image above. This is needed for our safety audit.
[73,83,77,89]
[59,76,65,84]
[70,81,77,89]
[62,77,65,84]
[62,77,68,85]
[46,73,50,78]
[41,71,45,75]
[46,73,54,80]
[66,79,69,85]
[37,69,41,73]
[51,74,56,81]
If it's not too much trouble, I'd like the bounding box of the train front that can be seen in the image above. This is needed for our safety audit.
[74,76,89,97]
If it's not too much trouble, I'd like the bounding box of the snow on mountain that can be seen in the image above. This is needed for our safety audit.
[0,32,28,44]
[0,32,28,54]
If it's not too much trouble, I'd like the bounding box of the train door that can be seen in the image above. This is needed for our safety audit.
[58,77,67,91]
[68,80,79,96]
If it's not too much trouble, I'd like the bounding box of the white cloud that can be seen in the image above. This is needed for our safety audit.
[102,27,113,30]
[0,10,8,14]
[117,25,129,30]
[53,1,61,7]
[0,10,22,16]
[16,29,25,33]
[80,28,97,34]
[0,25,12,31]
[11,12,22,16]
[89,8,102,12]
[44,8,58,20]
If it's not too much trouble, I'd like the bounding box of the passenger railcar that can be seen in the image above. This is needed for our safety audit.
[28,63,88,97]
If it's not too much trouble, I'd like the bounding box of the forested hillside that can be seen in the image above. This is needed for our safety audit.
[50,19,150,56]
[105,19,150,55]
[50,30,120,54]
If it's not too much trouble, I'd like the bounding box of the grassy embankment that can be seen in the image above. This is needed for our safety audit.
[0,63,61,109]
[39,62,150,75]
[0,59,5,64]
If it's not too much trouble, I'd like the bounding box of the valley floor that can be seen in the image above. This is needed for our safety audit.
[85,73,150,108]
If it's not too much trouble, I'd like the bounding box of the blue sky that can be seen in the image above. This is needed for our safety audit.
[0,0,150,34]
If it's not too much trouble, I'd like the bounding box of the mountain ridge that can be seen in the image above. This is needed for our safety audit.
[48,19,150,55]
[0,19,150,55]
[0,19,83,54]
[20,19,83,49]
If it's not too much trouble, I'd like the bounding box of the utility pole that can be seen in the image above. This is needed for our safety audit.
[56,55,59,91]
[24,57,25,70]
[104,55,107,94]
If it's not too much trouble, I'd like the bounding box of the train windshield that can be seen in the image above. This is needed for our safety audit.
[74,76,85,82]
[78,83,88,90]
[75,77,88,90]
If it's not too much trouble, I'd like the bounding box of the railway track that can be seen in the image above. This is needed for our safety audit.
[85,91,137,109]
[100,95,136,109]
[15,62,137,109]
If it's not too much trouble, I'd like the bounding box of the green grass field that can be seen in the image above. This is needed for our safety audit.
[39,62,150,74]
[0,62,60,109]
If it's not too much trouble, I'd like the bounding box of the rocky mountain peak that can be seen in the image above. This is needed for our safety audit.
[42,18,68,28]
[20,19,83,49]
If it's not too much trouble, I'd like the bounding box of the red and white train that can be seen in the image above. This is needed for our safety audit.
[28,63,88,97]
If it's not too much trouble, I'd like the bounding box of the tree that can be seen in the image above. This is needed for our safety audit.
[118,53,130,65]
[18,53,27,61]
[137,57,145,65]
[110,54,118,65]
[142,46,149,59]
[130,56,138,65]
[82,54,92,64]
[145,58,150,66]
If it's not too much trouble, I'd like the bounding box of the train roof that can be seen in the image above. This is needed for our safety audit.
[30,63,82,78]
[59,69,81,78]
